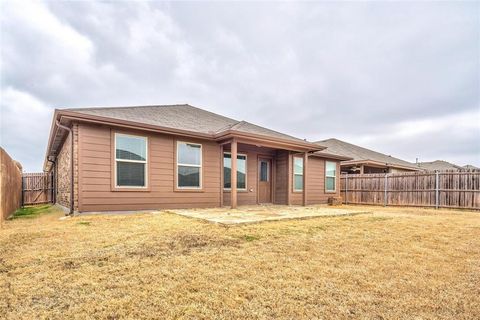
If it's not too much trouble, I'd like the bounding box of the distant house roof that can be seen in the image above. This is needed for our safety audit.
[463,164,480,170]
[416,160,463,171]
[64,104,308,144]
[315,138,419,171]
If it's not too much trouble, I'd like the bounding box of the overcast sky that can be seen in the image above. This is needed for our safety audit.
[1,1,479,172]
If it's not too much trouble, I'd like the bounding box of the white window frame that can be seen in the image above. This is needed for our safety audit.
[114,133,148,188]
[325,161,337,192]
[293,156,304,192]
[223,152,247,191]
[176,141,202,189]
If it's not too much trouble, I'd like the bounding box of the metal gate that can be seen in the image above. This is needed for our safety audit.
[22,172,54,205]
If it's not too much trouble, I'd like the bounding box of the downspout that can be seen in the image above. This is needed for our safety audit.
[55,120,74,215]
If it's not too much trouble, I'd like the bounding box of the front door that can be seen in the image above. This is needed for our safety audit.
[258,158,272,203]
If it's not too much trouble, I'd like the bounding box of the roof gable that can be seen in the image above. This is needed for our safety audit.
[416,160,463,171]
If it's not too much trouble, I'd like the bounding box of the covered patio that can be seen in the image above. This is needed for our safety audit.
[218,134,319,209]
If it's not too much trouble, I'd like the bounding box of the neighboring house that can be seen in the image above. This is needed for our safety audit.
[315,138,420,174]
[463,165,479,170]
[44,104,350,214]
[415,160,463,171]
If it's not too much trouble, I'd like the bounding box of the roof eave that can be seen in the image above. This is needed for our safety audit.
[214,130,325,152]
[43,109,62,171]
[311,151,353,161]
[340,159,422,171]
[43,109,215,171]
[43,110,325,166]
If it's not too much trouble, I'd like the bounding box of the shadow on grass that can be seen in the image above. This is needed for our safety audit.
[10,205,55,219]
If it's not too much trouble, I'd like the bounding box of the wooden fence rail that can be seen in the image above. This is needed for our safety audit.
[340,170,480,210]
[22,172,54,205]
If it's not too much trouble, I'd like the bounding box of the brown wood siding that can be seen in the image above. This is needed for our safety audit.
[274,150,288,204]
[78,123,221,212]
[306,157,340,204]
[288,155,341,205]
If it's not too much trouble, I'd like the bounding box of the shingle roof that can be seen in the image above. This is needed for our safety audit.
[315,138,418,169]
[63,104,307,143]
[416,160,463,171]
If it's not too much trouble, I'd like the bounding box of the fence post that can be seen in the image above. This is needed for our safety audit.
[384,173,388,207]
[435,171,439,209]
[21,175,24,207]
[345,173,348,205]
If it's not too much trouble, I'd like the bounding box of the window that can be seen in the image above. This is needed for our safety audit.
[177,142,202,188]
[293,157,303,191]
[115,133,147,187]
[326,161,337,192]
[259,160,269,182]
[224,153,247,190]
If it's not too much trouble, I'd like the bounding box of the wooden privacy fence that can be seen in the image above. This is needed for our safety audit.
[341,170,480,210]
[1,147,23,220]
[22,172,54,205]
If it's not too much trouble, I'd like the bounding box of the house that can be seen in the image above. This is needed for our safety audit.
[315,138,420,174]
[415,160,463,171]
[44,104,350,214]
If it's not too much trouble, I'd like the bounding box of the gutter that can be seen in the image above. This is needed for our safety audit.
[55,120,74,215]
[214,130,323,151]
[341,159,422,171]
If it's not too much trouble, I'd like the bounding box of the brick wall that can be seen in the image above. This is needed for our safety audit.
[73,123,79,211]
[56,132,71,208]
[56,123,79,211]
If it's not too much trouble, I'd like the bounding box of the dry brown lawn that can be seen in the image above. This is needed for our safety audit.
[1,205,479,319]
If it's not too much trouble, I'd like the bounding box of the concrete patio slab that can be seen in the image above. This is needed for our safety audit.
[166,205,371,225]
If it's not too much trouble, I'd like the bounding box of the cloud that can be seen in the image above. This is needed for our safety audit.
[0,87,52,171]
[354,110,480,166]
[0,0,478,171]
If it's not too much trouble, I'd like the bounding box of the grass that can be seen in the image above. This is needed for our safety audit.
[10,204,57,219]
[0,205,479,319]
[241,234,260,242]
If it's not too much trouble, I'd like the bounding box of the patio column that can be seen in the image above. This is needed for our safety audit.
[287,153,291,205]
[220,144,224,207]
[303,151,308,206]
[231,139,238,209]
